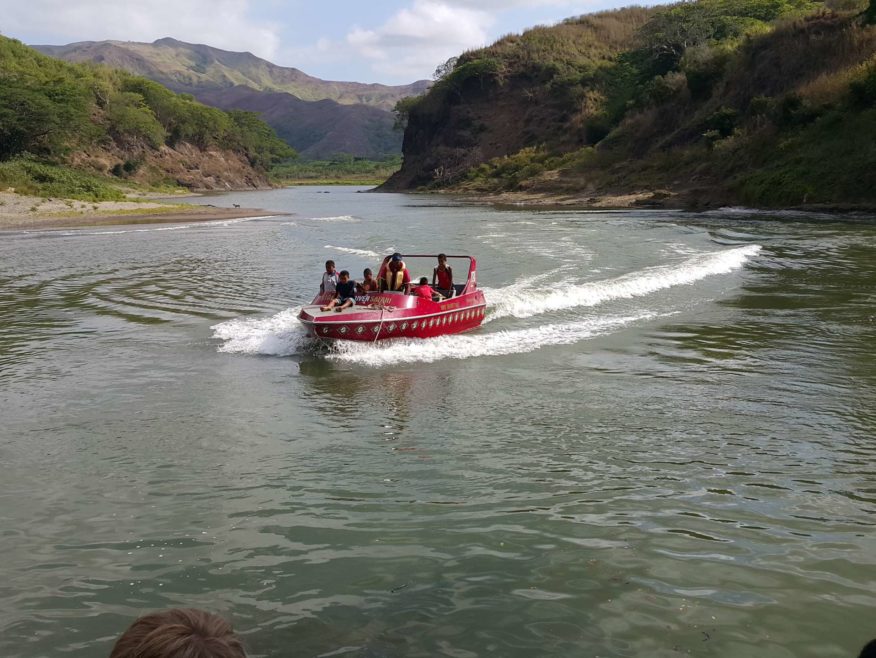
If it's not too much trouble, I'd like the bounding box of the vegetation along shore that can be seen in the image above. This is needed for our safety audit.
[0,34,293,227]
[384,0,876,210]
[4,0,876,220]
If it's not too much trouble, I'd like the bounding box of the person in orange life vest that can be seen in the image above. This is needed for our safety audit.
[356,268,379,294]
[432,253,453,297]
[379,252,411,293]
[376,252,402,281]
[413,277,445,301]
[321,270,357,312]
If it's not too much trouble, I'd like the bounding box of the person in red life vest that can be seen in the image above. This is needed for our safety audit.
[321,270,357,312]
[432,253,453,297]
[356,268,379,294]
[379,253,411,293]
[413,277,445,301]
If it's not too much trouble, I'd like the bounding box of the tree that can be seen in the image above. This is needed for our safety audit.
[106,91,166,147]
[434,56,459,81]
[393,96,421,131]
[0,79,91,159]
[227,110,296,169]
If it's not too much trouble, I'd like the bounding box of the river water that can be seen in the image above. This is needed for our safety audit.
[1,186,875,658]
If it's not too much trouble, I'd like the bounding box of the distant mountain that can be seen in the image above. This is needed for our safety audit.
[193,86,402,160]
[34,37,430,109]
[34,38,431,160]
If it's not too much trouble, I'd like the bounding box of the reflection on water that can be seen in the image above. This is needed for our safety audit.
[2,191,876,658]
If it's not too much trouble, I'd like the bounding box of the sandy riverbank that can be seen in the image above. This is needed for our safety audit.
[450,187,876,215]
[0,191,287,230]
[463,189,674,209]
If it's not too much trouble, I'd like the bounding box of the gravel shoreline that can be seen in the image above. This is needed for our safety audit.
[0,191,287,230]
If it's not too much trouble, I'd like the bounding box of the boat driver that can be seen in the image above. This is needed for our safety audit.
[379,253,411,294]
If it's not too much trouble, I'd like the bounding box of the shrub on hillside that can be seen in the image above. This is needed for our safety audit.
[0,78,93,160]
[849,65,876,105]
[0,158,126,201]
[106,92,166,148]
[0,36,292,174]
[639,0,816,73]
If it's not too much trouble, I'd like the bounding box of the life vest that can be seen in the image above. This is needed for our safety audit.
[434,265,452,290]
[383,262,407,291]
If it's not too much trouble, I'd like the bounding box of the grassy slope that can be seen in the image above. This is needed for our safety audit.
[0,36,293,200]
[270,156,402,186]
[391,1,876,208]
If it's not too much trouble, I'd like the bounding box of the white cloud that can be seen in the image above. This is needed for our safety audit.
[441,0,588,7]
[345,0,493,80]
[2,0,281,60]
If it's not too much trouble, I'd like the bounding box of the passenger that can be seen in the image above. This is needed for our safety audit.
[413,276,445,301]
[109,608,247,658]
[321,270,357,312]
[356,267,379,294]
[432,253,454,297]
[376,252,405,281]
[380,252,411,294]
[319,260,338,296]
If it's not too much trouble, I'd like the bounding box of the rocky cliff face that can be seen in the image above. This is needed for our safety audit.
[383,72,586,190]
[381,10,651,190]
[382,7,876,208]
[72,142,271,191]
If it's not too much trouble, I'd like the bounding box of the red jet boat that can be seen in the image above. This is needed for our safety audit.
[298,254,486,341]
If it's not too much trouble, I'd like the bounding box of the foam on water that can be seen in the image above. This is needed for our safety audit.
[212,245,759,364]
[211,307,312,356]
[327,313,656,367]
[307,215,359,222]
[487,244,761,321]
[40,215,280,237]
[324,245,392,260]
[705,207,845,221]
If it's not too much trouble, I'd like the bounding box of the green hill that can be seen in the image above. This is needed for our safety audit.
[0,36,294,199]
[384,0,876,209]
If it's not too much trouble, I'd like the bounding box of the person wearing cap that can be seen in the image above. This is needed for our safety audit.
[379,253,411,293]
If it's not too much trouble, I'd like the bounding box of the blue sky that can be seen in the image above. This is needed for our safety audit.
[1,0,664,85]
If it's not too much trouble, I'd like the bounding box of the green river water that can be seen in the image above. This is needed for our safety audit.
[1,186,875,657]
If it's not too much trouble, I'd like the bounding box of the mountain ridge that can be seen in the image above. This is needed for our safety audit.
[33,38,430,110]
[34,37,429,160]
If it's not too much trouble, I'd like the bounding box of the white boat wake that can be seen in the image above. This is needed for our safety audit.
[212,307,311,356]
[212,244,761,364]
[324,245,394,260]
[485,244,760,322]
[326,312,657,366]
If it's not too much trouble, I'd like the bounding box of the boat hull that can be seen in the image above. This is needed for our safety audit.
[298,291,487,341]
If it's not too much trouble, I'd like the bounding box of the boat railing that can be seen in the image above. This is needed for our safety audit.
[393,255,477,295]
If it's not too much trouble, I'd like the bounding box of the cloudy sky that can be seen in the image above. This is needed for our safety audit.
[1,0,657,85]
